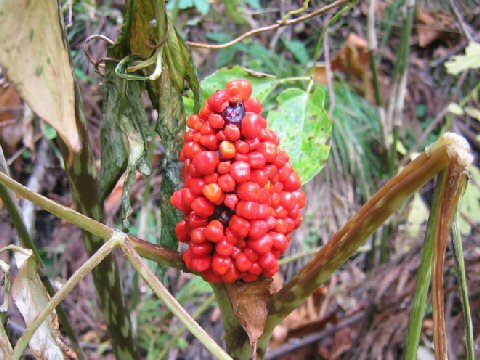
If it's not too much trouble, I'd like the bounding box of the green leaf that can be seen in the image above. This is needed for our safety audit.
[281,37,310,65]
[445,42,480,75]
[100,66,152,228]
[268,87,332,184]
[201,66,278,102]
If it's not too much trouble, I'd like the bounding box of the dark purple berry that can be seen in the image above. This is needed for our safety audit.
[222,102,245,126]
[210,205,235,227]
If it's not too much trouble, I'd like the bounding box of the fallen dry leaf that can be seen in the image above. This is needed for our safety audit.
[11,248,66,359]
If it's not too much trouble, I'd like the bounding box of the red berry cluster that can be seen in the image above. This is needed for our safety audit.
[171,80,306,283]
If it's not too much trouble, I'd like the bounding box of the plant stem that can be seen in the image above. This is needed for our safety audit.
[0,171,185,269]
[12,233,125,359]
[56,0,138,353]
[405,169,447,358]
[121,241,232,360]
[452,215,475,360]
[0,147,85,359]
[0,171,111,239]
[432,163,467,359]
[259,133,472,350]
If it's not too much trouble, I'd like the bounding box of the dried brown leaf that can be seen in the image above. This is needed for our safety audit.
[11,249,66,359]
[0,1,81,153]
[225,279,276,355]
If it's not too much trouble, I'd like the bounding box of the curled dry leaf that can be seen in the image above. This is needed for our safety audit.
[225,279,277,356]
[0,0,81,153]
[11,248,67,359]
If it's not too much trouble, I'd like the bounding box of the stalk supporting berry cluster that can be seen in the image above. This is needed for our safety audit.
[171,80,306,283]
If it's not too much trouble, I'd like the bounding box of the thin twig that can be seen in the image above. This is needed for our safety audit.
[83,34,117,75]
[187,0,352,49]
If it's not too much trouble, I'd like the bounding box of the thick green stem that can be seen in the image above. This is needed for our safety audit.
[56,0,138,353]
[257,134,471,352]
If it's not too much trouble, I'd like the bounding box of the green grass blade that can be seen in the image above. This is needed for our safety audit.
[405,170,447,359]
[452,215,475,360]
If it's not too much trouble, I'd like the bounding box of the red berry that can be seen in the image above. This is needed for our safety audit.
[176,220,190,243]
[205,220,224,243]
[190,256,212,272]
[244,97,263,113]
[229,215,250,239]
[188,212,208,228]
[235,253,252,272]
[208,90,229,113]
[241,113,266,139]
[191,197,215,217]
[191,227,206,244]
[248,233,273,254]
[248,220,268,239]
[190,242,214,257]
[212,255,233,275]
[218,174,236,193]
[208,113,225,129]
[202,183,224,205]
[224,194,239,210]
[235,140,250,154]
[248,151,266,169]
[192,151,219,176]
[224,124,241,141]
[216,239,234,256]
[248,263,262,276]
[226,80,252,102]
[230,161,251,183]
[222,266,240,283]
[259,252,277,270]
[250,169,268,186]
[188,178,205,195]
[219,141,236,159]
[237,181,261,202]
